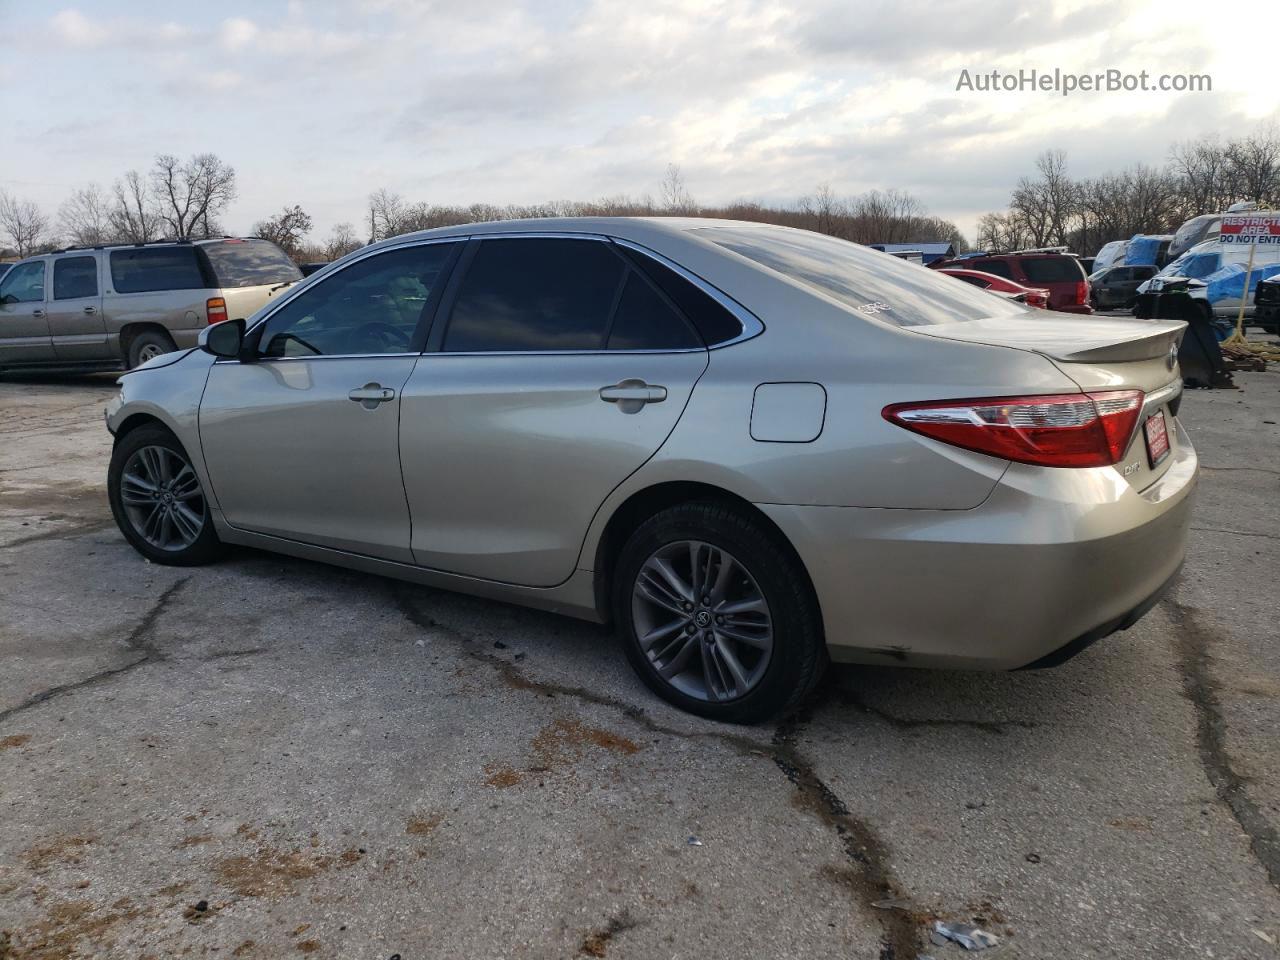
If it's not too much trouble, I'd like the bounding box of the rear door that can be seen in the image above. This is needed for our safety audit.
[48,254,108,361]
[1019,256,1086,310]
[199,240,461,561]
[0,259,53,364]
[197,239,304,322]
[399,235,709,587]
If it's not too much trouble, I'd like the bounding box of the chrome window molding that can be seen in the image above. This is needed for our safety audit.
[235,229,762,360]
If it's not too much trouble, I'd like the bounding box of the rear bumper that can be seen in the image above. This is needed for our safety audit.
[1056,303,1095,315]
[759,420,1197,670]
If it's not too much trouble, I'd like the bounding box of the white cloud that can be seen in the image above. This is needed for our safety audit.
[219,17,259,51]
[49,9,100,47]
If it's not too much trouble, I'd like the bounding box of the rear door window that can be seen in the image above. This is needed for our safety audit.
[695,226,1024,326]
[616,245,740,345]
[199,240,302,289]
[606,270,701,350]
[968,259,1015,280]
[1020,257,1085,283]
[110,247,206,293]
[443,238,625,352]
[53,256,99,300]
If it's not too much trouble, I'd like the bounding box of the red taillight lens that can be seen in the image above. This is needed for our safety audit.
[1076,280,1089,305]
[882,390,1144,468]
[206,297,228,325]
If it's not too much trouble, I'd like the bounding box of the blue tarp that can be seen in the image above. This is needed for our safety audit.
[1203,262,1280,303]
[1125,235,1162,266]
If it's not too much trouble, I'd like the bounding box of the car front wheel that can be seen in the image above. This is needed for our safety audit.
[108,425,222,566]
[613,501,825,723]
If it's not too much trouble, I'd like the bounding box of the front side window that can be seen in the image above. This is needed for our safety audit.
[0,260,45,303]
[257,243,456,358]
[54,256,99,300]
[444,238,625,352]
[110,247,205,294]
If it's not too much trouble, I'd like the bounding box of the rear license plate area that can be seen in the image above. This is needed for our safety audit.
[1144,410,1170,467]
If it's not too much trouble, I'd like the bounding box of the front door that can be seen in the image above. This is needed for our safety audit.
[0,259,53,365]
[399,236,709,587]
[48,254,108,361]
[198,241,461,561]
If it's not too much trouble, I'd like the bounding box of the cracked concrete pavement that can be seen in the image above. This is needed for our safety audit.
[0,365,1277,959]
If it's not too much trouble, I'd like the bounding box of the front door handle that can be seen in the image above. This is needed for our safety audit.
[83,306,97,315]
[348,382,396,409]
[599,379,667,414]
[32,309,44,318]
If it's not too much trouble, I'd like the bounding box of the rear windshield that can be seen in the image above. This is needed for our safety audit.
[199,240,301,289]
[110,247,205,293]
[692,226,1024,326]
[1019,257,1085,283]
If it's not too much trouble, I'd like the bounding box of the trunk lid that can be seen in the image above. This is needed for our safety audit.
[909,313,1187,490]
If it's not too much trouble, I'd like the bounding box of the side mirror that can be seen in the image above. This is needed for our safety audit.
[199,317,245,358]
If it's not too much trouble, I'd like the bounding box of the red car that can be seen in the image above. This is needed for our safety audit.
[932,253,1092,313]
[938,268,1051,309]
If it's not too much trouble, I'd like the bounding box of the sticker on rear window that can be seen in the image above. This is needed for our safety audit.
[854,301,892,316]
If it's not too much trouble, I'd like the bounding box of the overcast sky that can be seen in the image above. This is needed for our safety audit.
[2,0,1276,244]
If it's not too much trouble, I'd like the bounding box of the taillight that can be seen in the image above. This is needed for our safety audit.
[206,297,228,325]
[882,390,1144,468]
[1076,280,1089,305]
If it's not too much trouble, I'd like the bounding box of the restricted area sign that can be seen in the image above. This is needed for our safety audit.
[1219,214,1280,245]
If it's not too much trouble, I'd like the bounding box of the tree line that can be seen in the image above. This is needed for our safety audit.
[0,160,963,264]
[977,129,1280,255]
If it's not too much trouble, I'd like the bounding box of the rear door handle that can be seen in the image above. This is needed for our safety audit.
[348,382,396,409]
[83,306,97,315]
[599,379,667,413]
[32,309,44,318]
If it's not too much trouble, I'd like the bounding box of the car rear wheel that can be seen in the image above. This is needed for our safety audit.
[127,330,177,369]
[108,425,222,566]
[613,501,825,723]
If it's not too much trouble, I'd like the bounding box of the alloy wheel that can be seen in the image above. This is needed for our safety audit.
[631,540,773,702]
[119,445,207,551]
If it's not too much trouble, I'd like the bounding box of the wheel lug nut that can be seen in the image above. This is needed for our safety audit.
[715,616,724,625]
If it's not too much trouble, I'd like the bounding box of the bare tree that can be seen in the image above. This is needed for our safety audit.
[659,163,696,213]
[109,171,162,243]
[151,153,237,240]
[1225,129,1280,207]
[367,188,408,241]
[252,204,313,255]
[59,183,115,246]
[324,222,362,260]
[0,191,51,257]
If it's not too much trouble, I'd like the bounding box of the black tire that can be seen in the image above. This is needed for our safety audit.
[108,424,223,566]
[126,330,177,369]
[612,501,825,723]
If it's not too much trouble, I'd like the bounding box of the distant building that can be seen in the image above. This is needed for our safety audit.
[869,242,956,265]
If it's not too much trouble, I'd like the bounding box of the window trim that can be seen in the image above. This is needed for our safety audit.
[236,230,762,362]
[52,254,100,302]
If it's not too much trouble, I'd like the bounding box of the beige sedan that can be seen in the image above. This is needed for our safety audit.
[104,218,1196,722]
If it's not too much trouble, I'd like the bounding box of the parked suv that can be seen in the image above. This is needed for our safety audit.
[0,238,301,374]
[932,253,1093,313]
[1089,264,1158,310]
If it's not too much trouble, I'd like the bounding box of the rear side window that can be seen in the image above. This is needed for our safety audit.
[1020,257,1085,283]
[200,240,301,289]
[444,238,625,352]
[695,226,1025,327]
[951,274,991,288]
[968,259,1015,280]
[110,247,205,293]
[617,245,741,345]
[607,271,701,350]
[53,256,98,300]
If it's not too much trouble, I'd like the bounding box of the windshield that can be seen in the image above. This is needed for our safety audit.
[199,239,302,289]
[1169,215,1219,259]
[691,225,1025,327]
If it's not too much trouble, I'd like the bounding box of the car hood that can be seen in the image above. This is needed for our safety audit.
[906,312,1186,363]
